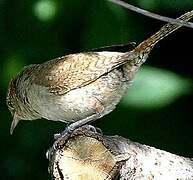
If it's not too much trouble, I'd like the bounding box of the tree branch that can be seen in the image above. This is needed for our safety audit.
[108,0,193,29]
[47,125,193,179]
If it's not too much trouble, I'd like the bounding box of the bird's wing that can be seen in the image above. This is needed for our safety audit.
[91,42,136,52]
[33,51,127,95]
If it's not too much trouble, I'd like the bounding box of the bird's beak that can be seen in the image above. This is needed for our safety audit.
[10,115,20,135]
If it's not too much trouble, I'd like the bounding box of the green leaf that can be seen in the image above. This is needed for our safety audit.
[121,66,192,109]
[33,0,58,22]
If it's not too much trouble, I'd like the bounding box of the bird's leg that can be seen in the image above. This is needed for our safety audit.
[53,98,105,148]
[53,120,101,140]
[53,114,102,149]
[67,113,102,134]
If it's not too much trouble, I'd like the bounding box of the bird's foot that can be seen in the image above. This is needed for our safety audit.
[53,113,101,150]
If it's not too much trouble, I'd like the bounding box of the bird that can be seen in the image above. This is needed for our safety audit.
[6,10,193,135]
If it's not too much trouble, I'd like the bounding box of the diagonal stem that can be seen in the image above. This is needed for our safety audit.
[108,0,193,29]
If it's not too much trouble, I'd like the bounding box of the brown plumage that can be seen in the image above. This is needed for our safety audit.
[6,10,193,134]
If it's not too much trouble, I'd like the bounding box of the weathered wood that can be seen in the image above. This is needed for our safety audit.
[47,125,193,180]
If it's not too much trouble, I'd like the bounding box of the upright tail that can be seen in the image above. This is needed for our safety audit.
[124,10,193,67]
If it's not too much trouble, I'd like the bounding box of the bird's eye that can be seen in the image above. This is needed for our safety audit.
[7,99,14,109]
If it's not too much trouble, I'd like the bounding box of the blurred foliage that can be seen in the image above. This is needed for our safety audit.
[34,0,58,21]
[121,66,192,108]
[0,0,193,179]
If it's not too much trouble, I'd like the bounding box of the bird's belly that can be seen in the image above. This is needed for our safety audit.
[33,67,131,122]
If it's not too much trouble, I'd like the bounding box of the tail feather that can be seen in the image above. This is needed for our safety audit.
[135,10,193,53]
[123,10,193,67]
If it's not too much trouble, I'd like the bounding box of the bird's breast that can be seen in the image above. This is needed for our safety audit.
[29,66,131,122]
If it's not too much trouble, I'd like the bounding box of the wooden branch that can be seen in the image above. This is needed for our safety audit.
[108,0,193,29]
[47,125,193,180]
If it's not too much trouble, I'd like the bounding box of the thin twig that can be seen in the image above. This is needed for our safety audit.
[108,0,193,29]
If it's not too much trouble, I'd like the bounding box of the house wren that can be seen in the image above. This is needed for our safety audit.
[7,11,193,135]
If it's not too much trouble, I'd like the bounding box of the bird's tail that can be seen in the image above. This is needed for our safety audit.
[123,10,193,66]
[136,10,193,53]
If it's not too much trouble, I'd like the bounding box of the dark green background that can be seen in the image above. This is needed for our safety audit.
[0,0,193,179]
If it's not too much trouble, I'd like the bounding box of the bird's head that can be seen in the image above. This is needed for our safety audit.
[6,76,23,135]
[6,65,40,135]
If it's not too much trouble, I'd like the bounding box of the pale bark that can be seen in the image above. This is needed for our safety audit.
[47,125,193,180]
